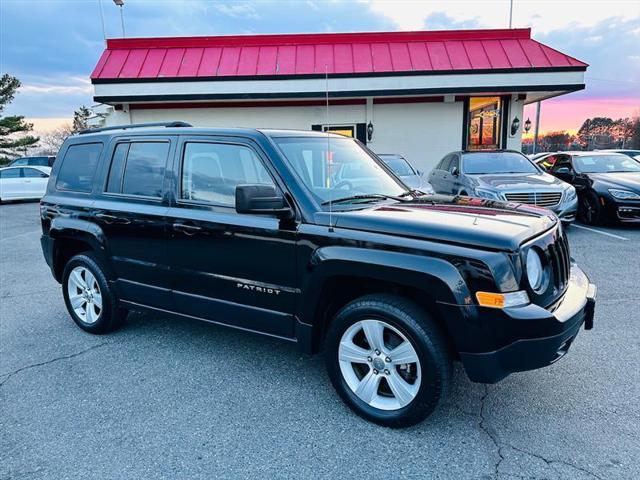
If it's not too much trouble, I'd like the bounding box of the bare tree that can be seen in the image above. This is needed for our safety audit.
[39,124,73,155]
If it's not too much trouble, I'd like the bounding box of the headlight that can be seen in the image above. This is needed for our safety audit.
[474,188,503,200]
[526,248,544,292]
[564,186,577,202]
[608,189,640,200]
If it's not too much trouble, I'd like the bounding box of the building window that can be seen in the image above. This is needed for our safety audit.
[467,97,502,150]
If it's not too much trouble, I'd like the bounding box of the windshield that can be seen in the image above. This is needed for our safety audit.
[274,137,407,205]
[463,152,539,174]
[379,156,415,176]
[574,154,640,173]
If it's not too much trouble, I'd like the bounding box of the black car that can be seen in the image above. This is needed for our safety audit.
[536,151,640,224]
[598,149,640,160]
[8,155,56,167]
[40,122,596,427]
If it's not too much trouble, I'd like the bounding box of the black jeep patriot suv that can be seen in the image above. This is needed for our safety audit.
[41,122,596,427]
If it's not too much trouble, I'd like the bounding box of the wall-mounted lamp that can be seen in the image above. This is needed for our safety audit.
[367,121,374,141]
[524,118,532,133]
[510,116,520,136]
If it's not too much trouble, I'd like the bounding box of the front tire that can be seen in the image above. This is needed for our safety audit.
[62,253,126,334]
[578,191,603,225]
[325,294,451,428]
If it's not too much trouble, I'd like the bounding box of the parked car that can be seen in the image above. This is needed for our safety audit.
[597,149,640,161]
[40,123,596,428]
[535,151,640,224]
[0,166,51,203]
[428,150,578,224]
[376,153,434,193]
[8,155,56,167]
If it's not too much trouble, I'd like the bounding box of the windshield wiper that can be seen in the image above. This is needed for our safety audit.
[321,193,407,206]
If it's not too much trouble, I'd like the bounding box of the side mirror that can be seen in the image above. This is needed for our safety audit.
[451,167,460,176]
[416,169,424,176]
[555,167,572,176]
[235,184,292,219]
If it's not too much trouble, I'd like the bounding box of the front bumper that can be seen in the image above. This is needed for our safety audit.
[460,265,596,383]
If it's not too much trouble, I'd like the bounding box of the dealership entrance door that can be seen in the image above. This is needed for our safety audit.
[466,96,506,150]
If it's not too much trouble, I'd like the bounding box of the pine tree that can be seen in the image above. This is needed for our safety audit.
[0,74,39,162]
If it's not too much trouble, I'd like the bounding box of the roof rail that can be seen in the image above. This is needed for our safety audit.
[78,121,193,135]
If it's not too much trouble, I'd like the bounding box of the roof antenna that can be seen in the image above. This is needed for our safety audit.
[325,64,334,233]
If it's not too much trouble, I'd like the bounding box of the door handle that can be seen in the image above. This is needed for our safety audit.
[173,222,202,235]
[24,180,32,183]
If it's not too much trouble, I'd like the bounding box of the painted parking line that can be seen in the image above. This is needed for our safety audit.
[571,224,629,241]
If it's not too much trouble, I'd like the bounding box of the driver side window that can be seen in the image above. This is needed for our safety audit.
[448,156,460,174]
[181,142,275,207]
[551,156,573,172]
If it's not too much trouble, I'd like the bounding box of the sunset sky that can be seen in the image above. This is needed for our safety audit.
[1,0,639,136]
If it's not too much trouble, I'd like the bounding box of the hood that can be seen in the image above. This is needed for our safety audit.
[470,172,564,191]
[588,172,640,192]
[321,195,557,251]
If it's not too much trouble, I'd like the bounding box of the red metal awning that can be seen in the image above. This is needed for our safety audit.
[91,28,587,82]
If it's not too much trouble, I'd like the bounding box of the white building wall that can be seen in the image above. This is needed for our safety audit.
[128,104,367,131]
[366,102,463,172]
[126,100,464,173]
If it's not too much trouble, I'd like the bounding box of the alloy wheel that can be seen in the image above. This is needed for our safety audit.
[338,319,421,411]
[67,266,103,324]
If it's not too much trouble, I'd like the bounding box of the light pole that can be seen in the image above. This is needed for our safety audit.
[113,0,125,37]
[509,0,514,28]
[533,102,541,154]
[98,0,107,44]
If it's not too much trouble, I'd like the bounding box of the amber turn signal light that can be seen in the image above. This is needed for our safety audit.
[475,290,529,309]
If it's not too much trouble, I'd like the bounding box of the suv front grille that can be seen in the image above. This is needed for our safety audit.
[547,232,571,293]
[504,191,562,207]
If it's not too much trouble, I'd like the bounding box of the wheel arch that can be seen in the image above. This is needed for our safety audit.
[49,217,111,282]
[297,246,473,354]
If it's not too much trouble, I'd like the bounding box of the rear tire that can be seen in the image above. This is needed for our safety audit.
[62,253,127,334]
[325,294,451,428]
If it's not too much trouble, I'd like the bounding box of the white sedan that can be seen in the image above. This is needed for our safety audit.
[0,166,51,202]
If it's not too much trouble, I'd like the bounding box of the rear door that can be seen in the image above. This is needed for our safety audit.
[0,168,23,199]
[166,135,298,338]
[93,136,175,309]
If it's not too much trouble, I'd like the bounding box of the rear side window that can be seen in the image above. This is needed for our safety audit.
[0,168,21,178]
[56,143,103,192]
[105,141,169,198]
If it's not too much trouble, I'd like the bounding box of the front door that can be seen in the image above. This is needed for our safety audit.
[166,136,298,338]
[22,167,49,198]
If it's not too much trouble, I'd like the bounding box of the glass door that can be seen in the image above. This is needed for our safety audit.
[467,97,503,150]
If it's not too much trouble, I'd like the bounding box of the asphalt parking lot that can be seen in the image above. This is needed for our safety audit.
[1,201,638,480]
